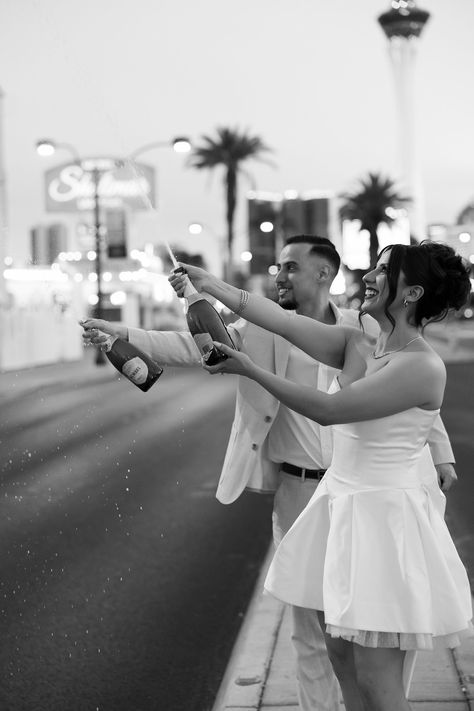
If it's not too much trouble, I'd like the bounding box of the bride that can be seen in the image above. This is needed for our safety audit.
[169,241,473,711]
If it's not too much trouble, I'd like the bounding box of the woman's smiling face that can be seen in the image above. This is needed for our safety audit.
[361,249,406,316]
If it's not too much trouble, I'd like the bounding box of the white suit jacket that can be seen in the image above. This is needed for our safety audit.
[129,307,454,505]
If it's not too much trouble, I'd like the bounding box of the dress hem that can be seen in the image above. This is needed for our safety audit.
[325,621,474,650]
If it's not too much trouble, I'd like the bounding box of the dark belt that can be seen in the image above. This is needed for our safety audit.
[282,462,327,481]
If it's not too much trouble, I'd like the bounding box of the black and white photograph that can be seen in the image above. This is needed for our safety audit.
[1,1,473,709]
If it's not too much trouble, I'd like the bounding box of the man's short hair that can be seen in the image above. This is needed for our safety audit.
[284,234,341,274]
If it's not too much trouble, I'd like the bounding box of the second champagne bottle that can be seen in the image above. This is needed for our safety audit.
[178,270,236,365]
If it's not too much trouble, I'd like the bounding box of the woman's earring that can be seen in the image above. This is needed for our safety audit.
[403,298,409,308]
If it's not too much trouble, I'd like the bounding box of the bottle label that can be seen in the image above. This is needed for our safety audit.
[122,357,149,385]
[193,333,213,358]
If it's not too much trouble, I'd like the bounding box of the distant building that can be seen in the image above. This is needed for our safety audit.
[428,222,474,265]
[31,222,68,265]
[247,190,339,275]
[105,209,128,258]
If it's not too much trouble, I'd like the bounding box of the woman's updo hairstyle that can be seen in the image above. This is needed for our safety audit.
[378,240,471,328]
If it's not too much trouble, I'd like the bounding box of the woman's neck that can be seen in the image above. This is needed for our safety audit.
[375,323,421,352]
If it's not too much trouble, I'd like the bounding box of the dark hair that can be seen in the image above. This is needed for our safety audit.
[366,240,471,330]
[284,234,341,274]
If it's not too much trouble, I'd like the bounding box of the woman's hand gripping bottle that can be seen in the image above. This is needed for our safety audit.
[177,269,236,365]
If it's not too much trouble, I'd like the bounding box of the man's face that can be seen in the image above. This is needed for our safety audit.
[275,243,326,310]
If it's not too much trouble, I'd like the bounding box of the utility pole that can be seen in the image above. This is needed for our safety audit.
[91,168,106,364]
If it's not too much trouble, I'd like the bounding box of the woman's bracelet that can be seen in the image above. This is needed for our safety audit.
[235,289,250,315]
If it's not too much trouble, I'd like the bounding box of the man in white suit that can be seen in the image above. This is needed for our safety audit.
[82,235,456,711]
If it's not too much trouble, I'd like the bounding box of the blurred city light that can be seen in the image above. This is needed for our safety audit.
[260,221,274,233]
[330,270,346,296]
[188,222,203,235]
[110,290,127,306]
[35,140,56,157]
[459,232,471,243]
[268,265,278,276]
[36,139,81,164]
[4,268,68,282]
[240,251,252,262]
[172,137,192,153]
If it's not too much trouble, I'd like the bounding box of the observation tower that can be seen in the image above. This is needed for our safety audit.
[378,0,430,241]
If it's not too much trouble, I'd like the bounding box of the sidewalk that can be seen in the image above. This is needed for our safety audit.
[213,326,474,711]
[213,547,474,711]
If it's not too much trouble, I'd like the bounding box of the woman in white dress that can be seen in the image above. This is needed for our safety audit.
[169,241,473,711]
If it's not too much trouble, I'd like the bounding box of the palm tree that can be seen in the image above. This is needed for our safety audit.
[189,126,272,280]
[339,172,410,266]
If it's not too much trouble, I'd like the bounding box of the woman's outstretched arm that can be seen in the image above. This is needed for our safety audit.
[169,263,351,369]
[205,343,445,425]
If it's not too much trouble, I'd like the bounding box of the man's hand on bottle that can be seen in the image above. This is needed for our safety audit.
[168,263,211,297]
[79,319,127,347]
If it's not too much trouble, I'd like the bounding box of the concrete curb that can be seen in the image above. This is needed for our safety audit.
[212,545,285,711]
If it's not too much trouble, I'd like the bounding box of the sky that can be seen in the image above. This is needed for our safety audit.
[1,0,474,275]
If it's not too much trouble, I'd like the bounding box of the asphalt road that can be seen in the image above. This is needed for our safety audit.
[440,362,474,590]
[0,365,273,711]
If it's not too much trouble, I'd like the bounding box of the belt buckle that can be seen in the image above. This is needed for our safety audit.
[301,467,307,482]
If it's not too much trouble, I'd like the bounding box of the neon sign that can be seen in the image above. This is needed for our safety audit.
[44,160,156,212]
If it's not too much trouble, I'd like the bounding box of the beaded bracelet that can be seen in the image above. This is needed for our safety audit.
[235,289,250,315]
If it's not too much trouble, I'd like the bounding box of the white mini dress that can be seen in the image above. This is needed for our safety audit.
[264,387,473,650]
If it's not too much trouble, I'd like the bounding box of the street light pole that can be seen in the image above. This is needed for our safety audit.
[36,135,192,365]
[92,168,103,320]
[91,168,107,364]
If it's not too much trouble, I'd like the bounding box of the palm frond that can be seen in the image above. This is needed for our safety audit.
[188,126,272,169]
[339,171,411,264]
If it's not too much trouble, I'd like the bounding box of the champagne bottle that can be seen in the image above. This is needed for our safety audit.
[103,337,163,392]
[180,276,236,365]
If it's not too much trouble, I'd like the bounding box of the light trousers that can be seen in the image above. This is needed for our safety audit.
[272,472,340,711]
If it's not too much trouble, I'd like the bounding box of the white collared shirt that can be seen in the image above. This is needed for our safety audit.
[267,302,368,469]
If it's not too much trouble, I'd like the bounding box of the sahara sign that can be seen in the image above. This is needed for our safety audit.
[43,159,156,212]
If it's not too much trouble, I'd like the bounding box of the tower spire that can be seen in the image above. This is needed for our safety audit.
[377,1,431,241]
[378,1,430,41]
